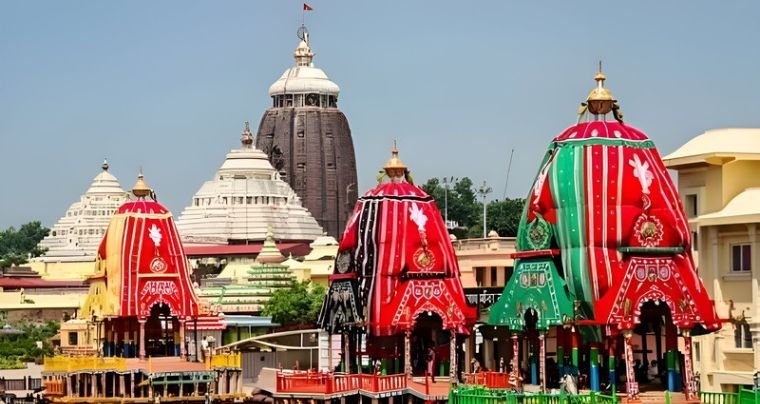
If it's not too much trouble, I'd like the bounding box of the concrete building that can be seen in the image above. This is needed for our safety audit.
[255,26,358,239]
[30,160,128,280]
[663,127,760,392]
[451,232,518,374]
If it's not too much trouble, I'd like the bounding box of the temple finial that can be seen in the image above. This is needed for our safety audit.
[294,25,314,67]
[132,169,152,199]
[102,159,109,172]
[586,61,616,115]
[241,121,254,148]
[383,140,409,183]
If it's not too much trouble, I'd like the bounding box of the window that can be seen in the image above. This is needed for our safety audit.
[475,267,484,286]
[68,332,78,346]
[685,194,698,218]
[694,342,701,361]
[731,244,751,272]
[491,267,498,286]
[692,231,698,251]
[734,321,752,348]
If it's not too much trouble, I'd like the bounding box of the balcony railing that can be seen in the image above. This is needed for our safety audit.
[43,356,127,372]
[453,238,516,252]
[276,371,407,395]
[463,372,514,389]
[450,386,618,404]
[207,352,242,369]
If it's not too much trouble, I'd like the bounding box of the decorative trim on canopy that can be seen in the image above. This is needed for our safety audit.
[595,256,720,331]
[488,258,574,331]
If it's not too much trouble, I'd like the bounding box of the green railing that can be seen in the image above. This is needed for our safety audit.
[701,391,738,404]
[450,387,617,404]
[699,389,760,404]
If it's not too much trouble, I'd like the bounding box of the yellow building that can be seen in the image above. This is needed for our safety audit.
[663,128,760,392]
[450,231,517,373]
[453,231,516,290]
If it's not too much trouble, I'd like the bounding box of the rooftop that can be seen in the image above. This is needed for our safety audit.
[663,128,760,168]
[699,187,760,226]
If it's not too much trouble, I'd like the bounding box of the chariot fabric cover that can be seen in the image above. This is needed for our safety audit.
[82,199,201,319]
[491,120,719,333]
[319,181,476,336]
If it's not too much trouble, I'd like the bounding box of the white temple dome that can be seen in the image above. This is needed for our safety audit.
[35,160,128,262]
[175,123,324,244]
[86,161,124,194]
[268,36,340,97]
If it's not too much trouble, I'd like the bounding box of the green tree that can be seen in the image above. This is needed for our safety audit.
[421,177,481,238]
[262,280,326,326]
[0,221,49,268]
[469,198,525,238]
[0,320,59,368]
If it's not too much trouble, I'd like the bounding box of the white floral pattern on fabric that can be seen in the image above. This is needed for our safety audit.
[628,154,654,194]
[409,202,428,233]
[148,224,162,247]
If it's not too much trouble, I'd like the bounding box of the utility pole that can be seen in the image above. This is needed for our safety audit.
[478,181,492,238]
[442,176,457,230]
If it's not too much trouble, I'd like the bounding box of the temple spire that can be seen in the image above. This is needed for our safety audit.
[256,225,286,264]
[241,121,254,148]
[294,25,314,67]
[102,159,109,172]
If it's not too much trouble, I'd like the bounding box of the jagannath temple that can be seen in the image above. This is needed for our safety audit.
[488,67,721,401]
[254,26,358,240]
[41,173,242,403]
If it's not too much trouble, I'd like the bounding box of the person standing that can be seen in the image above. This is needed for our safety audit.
[201,336,209,361]
[426,346,436,383]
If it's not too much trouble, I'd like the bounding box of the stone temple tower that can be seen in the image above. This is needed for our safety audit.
[255,26,358,240]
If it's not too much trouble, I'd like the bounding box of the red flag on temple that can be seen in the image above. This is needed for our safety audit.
[303,3,313,11]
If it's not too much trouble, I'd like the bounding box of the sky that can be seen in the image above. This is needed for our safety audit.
[1,1,759,229]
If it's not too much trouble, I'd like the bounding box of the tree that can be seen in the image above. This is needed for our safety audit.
[421,177,481,238]
[0,221,49,268]
[421,177,526,239]
[0,320,59,369]
[483,198,525,237]
[262,280,326,327]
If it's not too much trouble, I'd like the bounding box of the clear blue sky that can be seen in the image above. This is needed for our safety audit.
[1,1,759,229]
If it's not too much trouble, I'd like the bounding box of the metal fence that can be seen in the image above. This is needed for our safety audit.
[450,386,617,404]
[0,377,42,392]
[699,389,760,404]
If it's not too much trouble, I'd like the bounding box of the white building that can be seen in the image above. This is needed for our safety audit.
[175,124,324,245]
[31,161,128,279]
[663,128,760,392]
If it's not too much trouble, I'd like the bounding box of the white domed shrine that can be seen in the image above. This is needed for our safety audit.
[175,123,324,244]
[34,160,128,267]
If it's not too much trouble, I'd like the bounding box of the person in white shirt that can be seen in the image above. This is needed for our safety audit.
[201,336,209,360]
